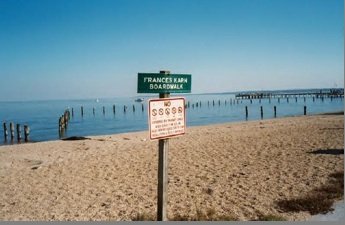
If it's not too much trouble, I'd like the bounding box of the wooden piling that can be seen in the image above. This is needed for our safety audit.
[24,125,29,142]
[142,104,144,112]
[124,105,127,113]
[295,97,297,102]
[304,97,306,102]
[113,105,116,114]
[3,122,8,141]
[274,106,277,117]
[61,115,65,129]
[58,117,62,131]
[260,106,263,119]
[16,124,21,142]
[10,122,14,140]
[81,106,84,117]
[103,106,105,115]
[287,97,289,103]
[269,98,271,104]
[213,100,215,106]
[304,106,307,115]
[313,97,315,102]
[245,106,248,118]
[278,98,280,103]
[93,107,95,116]
[133,105,135,112]
[64,111,68,124]
[218,100,220,106]
[250,99,252,104]
[71,108,74,117]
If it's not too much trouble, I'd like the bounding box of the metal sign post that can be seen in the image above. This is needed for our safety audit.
[137,70,191,221]
[157,70,169,221]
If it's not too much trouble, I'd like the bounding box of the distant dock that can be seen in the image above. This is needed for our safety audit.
[235,88,344,99]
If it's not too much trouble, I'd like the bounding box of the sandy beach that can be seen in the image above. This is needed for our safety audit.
[0,114,343,221]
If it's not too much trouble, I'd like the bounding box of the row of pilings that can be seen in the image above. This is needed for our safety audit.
[2,122,30,143]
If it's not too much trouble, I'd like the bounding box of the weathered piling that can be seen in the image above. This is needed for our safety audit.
[213,100,215,106]
[218,100,221,106]
[295,97,297,102]
[59,115,65,130]
[133,105,135,112]
[64,111,69,127]
[245,106,248,119]
[304,97,306,102]
[188,101,190,108]
[196,102,199,107]
[16,124,21,142]
[124,105,127,113]
[250,99,252,104]
[287,97,289,103]
[304,106,307,115]
[142,104,144,112]
[93,107,95,116]
[3,122,8,141]
[58,117,62,131]
[260,106,263,119]
[103,106,106,115]
[71,108,74,117]
[274,106,277,117]
[81,106,84,117]
[113,105,116,114]
[10,122,14,140]
[313,97,315,102]
[24,125,29,142]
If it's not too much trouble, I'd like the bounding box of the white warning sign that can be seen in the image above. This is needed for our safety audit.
[148,97,186,140]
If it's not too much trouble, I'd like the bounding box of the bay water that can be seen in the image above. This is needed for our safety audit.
[0,91,343,144]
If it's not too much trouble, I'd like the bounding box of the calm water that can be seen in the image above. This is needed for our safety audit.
[0,91,343,144]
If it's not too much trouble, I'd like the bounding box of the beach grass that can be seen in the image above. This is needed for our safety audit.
[276,170,344,215]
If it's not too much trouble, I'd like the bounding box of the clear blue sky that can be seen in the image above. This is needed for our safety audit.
[0,0,343,101]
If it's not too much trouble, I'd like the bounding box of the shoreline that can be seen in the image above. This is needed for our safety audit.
[0,114,343,221]
[1,110,343,147]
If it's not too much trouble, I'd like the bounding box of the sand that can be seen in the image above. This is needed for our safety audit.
[0,114,343,221]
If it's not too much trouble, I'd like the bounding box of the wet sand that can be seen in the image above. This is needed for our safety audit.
[0,114,343,221]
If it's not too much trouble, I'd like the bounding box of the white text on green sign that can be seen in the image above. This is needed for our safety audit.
[137,73,191,93]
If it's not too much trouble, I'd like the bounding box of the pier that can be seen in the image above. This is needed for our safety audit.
[235,89,344,99]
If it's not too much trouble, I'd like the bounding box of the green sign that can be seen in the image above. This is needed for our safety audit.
[137,73,192,93]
